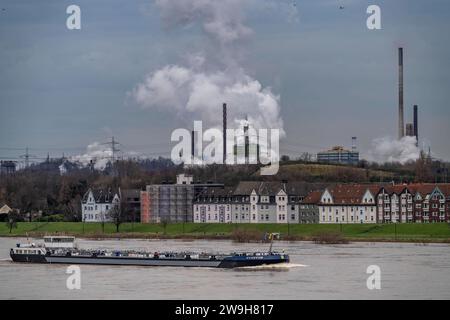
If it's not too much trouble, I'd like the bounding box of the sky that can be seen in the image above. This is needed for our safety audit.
[1,0,449,166]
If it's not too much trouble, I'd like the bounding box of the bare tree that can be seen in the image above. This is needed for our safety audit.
[161,218,169,235]
[5,209,20,234]
[108,203,122,233]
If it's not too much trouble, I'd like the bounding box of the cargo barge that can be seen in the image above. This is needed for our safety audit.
[10,236,289,269]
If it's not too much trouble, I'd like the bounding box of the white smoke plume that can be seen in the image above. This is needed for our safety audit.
[130,0,287,136]
[70,142,113,171]
[154,0,253,45]
[132,65,284,134]
[368,136,420,164]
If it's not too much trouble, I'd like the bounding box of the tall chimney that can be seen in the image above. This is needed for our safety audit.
[223,103,227,164]
[244,115,249,165]
[413,104,418,146]
[191,130,195,159]
[398,47,404,139]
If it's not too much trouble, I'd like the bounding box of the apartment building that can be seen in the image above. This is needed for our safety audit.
[193,187,235,223]
[376,184,450,223]
[318,185,379,224]
[299,191,322,224]
[194,181,326,224]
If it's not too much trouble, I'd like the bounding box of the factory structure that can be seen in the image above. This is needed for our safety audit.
[317,137,359,165]
[317,47,421,164]
[187,102,260,166]
[317,146,359,166]
[398,47,419,145]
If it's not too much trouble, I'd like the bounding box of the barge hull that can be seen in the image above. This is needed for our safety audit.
[45,256,222,267]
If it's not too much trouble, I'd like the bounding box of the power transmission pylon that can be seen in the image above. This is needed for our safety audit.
[102,136,121,176]
[19,147,36,169]
[102,136,121,163]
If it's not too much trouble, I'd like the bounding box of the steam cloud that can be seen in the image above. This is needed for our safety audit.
[369,136,420,164]
[154,0,252,45]
[130,0,292,136]
[70,142,113,171]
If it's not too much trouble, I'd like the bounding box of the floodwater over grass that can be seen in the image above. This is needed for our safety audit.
[1,222,450,242]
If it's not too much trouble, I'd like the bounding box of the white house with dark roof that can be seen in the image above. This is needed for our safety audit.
[81,188,120,222]
[318,185,379,224]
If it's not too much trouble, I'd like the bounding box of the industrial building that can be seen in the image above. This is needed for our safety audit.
[317,146,359,165]
[397,48,419,145]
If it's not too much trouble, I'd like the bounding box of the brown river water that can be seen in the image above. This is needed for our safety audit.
[0,237,449,299]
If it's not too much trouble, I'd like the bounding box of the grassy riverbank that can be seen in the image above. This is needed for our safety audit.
[1,222,450,243]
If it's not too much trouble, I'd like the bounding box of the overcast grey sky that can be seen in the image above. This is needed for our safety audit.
[1,0,449,164]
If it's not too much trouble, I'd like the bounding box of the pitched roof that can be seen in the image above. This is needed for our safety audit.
[0,204,12,214]
[303,191,322,204]
[233,181,261,195]
[82,188,120,204]
[198,186,235,197]
[326,184,382,205]
[234,181,329,197]
[380,183,447,196]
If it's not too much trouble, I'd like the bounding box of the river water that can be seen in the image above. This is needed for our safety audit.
[0,237,449,299]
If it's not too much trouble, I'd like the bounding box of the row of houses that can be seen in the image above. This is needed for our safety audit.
[81,174,450,224]
[192,181,327,224]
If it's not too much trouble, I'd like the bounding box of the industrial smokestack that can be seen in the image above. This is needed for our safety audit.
[398,47,404,139]
[223,103,227,163]
[413,104,418,146]
[191,130,195,159]
[244,115,249,165]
